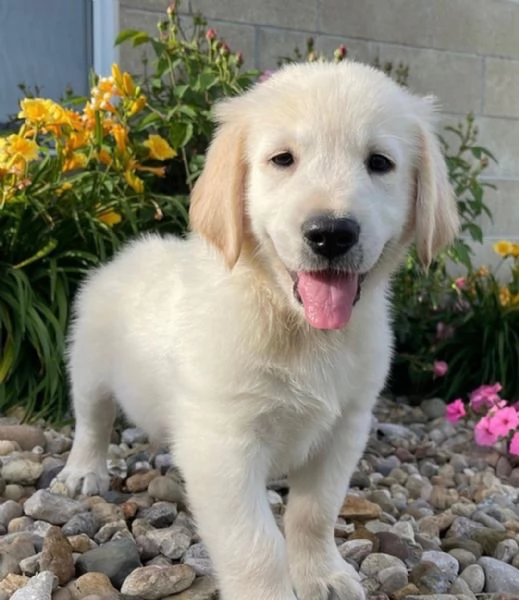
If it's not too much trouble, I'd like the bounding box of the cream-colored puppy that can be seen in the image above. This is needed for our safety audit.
[58,61,458,600]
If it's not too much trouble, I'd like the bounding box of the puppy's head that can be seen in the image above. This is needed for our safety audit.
[190,61,459,330]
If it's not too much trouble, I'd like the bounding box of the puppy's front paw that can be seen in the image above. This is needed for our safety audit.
[54,465,110,496]
[293,556,365,600]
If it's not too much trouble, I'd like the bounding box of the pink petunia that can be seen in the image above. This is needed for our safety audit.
[474,415,499,447]
[445,399,466,423]
[433,360,448,377]
[510,431,519,456]
[488,406,519,438]
[469,383,503,412]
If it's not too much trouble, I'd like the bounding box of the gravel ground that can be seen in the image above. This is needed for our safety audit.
[1,396,519,600]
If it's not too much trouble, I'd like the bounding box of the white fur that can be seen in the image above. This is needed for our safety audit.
[58,61,458,600]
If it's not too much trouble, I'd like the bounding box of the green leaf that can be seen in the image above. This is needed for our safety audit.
[115,29,141,46]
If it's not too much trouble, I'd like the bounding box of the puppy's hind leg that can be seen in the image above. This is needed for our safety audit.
[57,382,115,496]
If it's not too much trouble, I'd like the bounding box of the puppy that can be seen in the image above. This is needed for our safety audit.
[58,61,459,600]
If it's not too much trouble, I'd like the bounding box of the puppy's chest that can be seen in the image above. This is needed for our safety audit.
[251,359,354,474]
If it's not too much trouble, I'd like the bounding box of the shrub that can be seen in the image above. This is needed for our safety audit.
[0,5,259,421]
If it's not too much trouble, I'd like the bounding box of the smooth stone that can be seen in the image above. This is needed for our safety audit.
[0,499,23,527]
[338,539,373,564]
[148,476,185,503]
[138,501,177,528]
[478,556,519,593]
[23,491,86,525]
[0,574,29,598]
[62,512,99,538]
[340,495,382,521]
[450,576,477,599]
[448,548,476,571]
[360,553,407,578]
[10,571,57,600]
[66,572,119,600]
[0,535,36,578]
[410,561,456,593]
[126,470,159,493]
[164,576,218,600]
[182,542,213,576]
[378,564,408,592]
[75,538,142,589]
[1,459,43,485]
[420,398,447,419]
[19,553,41,576]
[459,564,485,594]
[494,539,519,563]
[145,525,192,560]
[121,564,196,599]
[40,526,75,586]
[421,551,459,579]
[0,426,47,451]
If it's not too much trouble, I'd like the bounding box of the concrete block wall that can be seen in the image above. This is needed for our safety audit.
[118,0,519,267]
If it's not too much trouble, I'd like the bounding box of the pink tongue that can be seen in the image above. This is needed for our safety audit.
[297,271,359,330]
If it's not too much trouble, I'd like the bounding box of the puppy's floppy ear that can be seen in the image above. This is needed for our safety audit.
[414,97,460,267]
[189,103,247,270]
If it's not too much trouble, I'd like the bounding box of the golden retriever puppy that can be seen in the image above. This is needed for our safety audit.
[58,61,458,600]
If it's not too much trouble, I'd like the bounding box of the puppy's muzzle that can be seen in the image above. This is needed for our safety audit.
[302,215,360,260]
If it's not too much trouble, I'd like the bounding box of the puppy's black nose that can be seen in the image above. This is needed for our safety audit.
[302,215,360,260]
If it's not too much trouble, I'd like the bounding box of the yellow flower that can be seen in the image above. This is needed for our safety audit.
[63,152,88,172]
[137,164,166,177]
[18,98,54,124]
[111,64,123,85]
[67,130,90,151]
[6,134,39,162]
[511,244,519,258]
[111,124,128,153]
[128,95,147,116]
[124,170,144,193]
[476,266,490,277]
[143,134,176,161]
[122,72,136,97]
[56,182,73,196]
[494,241,514,257]
[97,148,113,166]
[98,209,122,226]
[499,287,512,306]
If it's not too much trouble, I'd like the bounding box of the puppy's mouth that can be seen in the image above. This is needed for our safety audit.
[291,270,364,330]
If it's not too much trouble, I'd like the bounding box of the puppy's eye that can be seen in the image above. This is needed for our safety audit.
[366,153,394,174]
[271,152,294,168]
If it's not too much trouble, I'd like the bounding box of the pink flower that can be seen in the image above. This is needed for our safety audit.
[454,277,466,289]
[433,360,448,377]
[205,28,217,41]
[445,399,466,423]
[510,431,519,456]
[488,406,519,438]
[469,383,503,411]
[474,415,499,447]
[259,69,275,82]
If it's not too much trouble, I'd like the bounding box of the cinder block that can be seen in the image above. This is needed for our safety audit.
[185,0,318,30]
[476,116,519,178]
[120,0,168,11]
[257,28,313,69]
[476,178,519,239]
[319,0,519,58]
[484,58,519,119]
[376,44,482,115]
